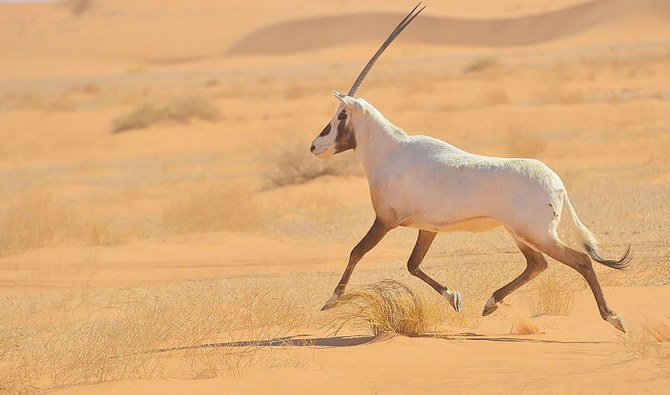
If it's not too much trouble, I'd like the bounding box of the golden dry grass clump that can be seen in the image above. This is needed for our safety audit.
[618,320,670,360]
[112,96,220,133]
[646,321,670,343]
[0,193,72,258]
[524,272,577,317]
[511,315,541,335]
[0,281,310,391]
[0,182,260,257]
[326,280,443,337]
[262,139,361,188]
[65,0,93,16]
[161,182,259,234]
[463,56,498,74]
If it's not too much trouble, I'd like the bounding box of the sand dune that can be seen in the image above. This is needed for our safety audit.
[229,0,670,54]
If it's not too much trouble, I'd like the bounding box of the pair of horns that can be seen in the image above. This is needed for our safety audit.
[347,3,426,97]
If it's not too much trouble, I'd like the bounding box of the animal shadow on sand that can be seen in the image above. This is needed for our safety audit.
[150,333,607,354]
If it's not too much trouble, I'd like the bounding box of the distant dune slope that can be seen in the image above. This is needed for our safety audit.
[228,0,670,54]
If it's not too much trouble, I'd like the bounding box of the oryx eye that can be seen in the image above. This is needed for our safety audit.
[338,111,347,120]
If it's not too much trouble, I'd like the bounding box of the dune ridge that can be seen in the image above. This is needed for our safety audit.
[228,0,670,54]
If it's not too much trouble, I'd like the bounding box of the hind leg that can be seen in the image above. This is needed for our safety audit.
[482,235,548,316]
[527,233,626,332]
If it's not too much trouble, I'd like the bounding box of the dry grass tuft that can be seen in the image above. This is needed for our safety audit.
[524,272,576,317]
[66,0,93,16]
[618,321,670,359]
[261,138,361,188]
[505,126,547,158]
[534,85,586,105]
[511,315,541,335]
[618,320,670,361]
[484,88,511,106]
[0,281,309,391]
[463,56,498,74]
[112,96,220,133]
[161,182,259,234]
[645,321,670,343]
[0,182,260,257]
[619,326,655,359]
[326,280,443,337]
[0,193,71,258]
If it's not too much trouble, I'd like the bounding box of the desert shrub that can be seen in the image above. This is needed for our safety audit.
[0,281,308,390]
[484,88,510,106]
[646,321,670,342]
[0,193,71,257]
[618,321,670,360]
[66,0,93,16]
[524,272,576,317]
[112,96,219,133]
[161,182,258,234]
[510,315,541,335]
[534,85,586,105]
[262,138,361,188]
[505,126,547,158]
[326,280,443,337]
[463,56,497,74]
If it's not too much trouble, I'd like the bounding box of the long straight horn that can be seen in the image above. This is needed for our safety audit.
[347,3,426,97]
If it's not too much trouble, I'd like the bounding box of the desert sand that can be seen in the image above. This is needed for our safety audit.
[1,0,669,393]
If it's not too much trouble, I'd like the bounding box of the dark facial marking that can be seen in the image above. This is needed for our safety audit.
[334,110,356,153]
[318,123,331,137]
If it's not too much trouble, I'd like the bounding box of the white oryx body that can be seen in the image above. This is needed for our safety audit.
[309,3,630,332]
[337,99,565,239]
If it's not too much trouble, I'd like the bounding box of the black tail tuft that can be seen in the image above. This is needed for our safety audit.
[585,244,631,270]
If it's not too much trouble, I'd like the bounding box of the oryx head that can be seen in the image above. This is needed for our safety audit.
[310,3,425,158]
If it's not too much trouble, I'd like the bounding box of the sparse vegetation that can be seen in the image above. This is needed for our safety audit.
[112,96,220,133]
[0,183,260,258]
[511,315,541,335]
[646,321,670,342]
[505,126,547,158]
[262,138,361,188]
[0,193,71,258]
[618,321,670,360]
[161,182,259,234]
[525,272,576,317]
[484,88,511,106]
[463,56,498,74]
[326,280,443,337]
[0,281,309,391]
[66,0,93,17]
[534,85,586,105]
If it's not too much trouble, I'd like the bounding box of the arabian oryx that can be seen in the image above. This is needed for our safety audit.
[310,3,631,332]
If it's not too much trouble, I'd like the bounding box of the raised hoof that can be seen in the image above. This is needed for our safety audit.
[605,313,627,333]
[482,297,500,317]
[442,289,462,312]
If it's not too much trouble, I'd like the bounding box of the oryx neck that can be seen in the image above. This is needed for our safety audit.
[353,108,407,176]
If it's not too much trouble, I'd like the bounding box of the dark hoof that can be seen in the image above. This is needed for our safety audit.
[320,293,339,311]
[482,297,500,317]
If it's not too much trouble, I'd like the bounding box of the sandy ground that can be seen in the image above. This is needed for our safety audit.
[1,0,670,393]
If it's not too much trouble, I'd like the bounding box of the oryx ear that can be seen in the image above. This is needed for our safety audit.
[333,90,362,111]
